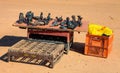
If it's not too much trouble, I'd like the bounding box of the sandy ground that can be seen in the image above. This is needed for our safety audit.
[0,0,120,73]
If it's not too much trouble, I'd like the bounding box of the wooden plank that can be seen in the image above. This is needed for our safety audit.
[23,41,39,52]
[24,58,31,62]
[18,41,32,51]
[37,43,52,53]
[16,57,23,61]
[31,59,37,63]
[12,20,88,32]
[30,42,43,52]
[11,40,27,48]
[10,40,27,51]
[30,42,48,54]
[53,50,64,63]
[21,57,27,62]
[51,44,64,55]
[27,58,34,63]
[45,44,57,54]
[36,59,42,64]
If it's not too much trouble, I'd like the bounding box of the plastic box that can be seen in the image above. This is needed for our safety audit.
[84,33,113,58]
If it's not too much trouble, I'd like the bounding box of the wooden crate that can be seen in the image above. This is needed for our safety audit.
[8,39,64,68]
[84,33,113,58]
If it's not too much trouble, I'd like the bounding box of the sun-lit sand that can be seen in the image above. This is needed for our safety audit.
[0,0,120,73]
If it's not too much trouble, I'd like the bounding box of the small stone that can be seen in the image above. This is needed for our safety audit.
[85,63,87,66]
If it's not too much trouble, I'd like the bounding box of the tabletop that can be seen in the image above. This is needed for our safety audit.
[13,19,89,32]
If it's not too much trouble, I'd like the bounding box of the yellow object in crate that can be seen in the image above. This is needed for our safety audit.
[103,27,113,36]
[88,24,112,36]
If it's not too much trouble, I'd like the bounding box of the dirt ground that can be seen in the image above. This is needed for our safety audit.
[0,0,120,73]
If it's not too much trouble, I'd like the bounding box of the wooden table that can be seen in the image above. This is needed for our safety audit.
[13,19,88,54]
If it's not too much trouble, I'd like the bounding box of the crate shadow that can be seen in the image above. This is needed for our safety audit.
[0,53,8,62]
[71,42,85,54]
[0,35,26,47]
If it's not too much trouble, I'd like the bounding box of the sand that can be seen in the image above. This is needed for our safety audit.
[0,0,120,73]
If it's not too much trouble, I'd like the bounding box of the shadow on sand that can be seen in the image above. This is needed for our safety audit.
[0,35,26,47]
[0,35,26,62]
[0,53,8,62]
[71,42,85,54]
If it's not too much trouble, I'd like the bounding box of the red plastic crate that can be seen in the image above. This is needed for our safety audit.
[84,33,113,58]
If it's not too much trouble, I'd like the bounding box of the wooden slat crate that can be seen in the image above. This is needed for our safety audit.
[84,33,114,58]
[8,39,64,68]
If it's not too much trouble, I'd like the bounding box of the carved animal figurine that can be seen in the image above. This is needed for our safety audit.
[40,12,43,20]
[66,17,75,29]
[51,20,58,26]
[56,16,63,22]
[77,15,83,26]
[71,15,79,27]
[71,15,76,22]
[59,20,67,29]
[18,12,25,24]
[47,13,51,21]
[25,11,33,24]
